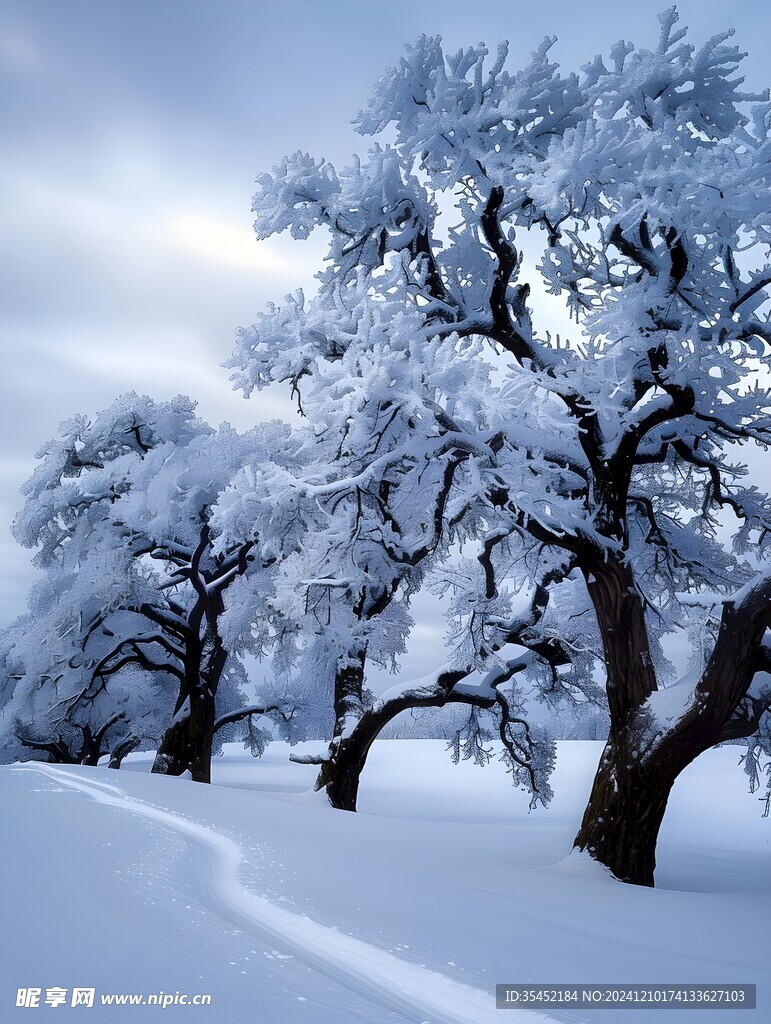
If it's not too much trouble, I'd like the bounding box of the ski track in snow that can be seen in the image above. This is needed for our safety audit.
[14,764,555,1024]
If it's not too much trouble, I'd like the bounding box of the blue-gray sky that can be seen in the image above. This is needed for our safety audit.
[2,0,770,648]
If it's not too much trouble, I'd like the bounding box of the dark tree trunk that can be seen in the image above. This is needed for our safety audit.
[573,558,671,884]
[152,657,217,783]
[322,745,362,812]
[108,736,139,769]
[80,725,104,766]
[583,559,658,730]
[573,707,735,886]
[315,650,367,810]
[79,713,126,767]
[152,606,225,783]
[574,724,679,886]
[575,563,769,886]
[323,705,384,812]
[152,683,216,783]
[319,666,483,812]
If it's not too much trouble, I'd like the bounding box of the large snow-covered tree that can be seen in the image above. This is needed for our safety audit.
[227,8,771,884]
[218,338,597,810]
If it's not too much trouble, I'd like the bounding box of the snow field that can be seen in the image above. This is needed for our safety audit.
[3,740,769,1022]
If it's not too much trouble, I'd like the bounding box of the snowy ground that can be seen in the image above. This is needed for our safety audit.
[2,740,769,1022]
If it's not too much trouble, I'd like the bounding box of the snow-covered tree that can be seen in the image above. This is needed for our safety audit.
[212,379,595,810]
[0,562,174,769]
[227,8,771,884]
[212,422,447,805]
[13,394,299,782]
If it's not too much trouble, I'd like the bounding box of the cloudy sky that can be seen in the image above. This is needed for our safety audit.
[3,0,770,683]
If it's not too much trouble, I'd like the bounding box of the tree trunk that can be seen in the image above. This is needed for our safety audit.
[152,614,225,783]
[316,650,367,810]
[575,558,677,885]
[574,581,766,886]
[108,736,139,769]
[152,684,215,783]
[323,706,384,812]
[573,723,680,886]
[319,665,483,812]
[152,636,218,784]
[80,725,104,766]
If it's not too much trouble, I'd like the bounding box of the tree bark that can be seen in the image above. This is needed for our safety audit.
[108,736,139,769]
[151,635,219,783]
[575,566,771,886]
[574,723,678,886]
[572,557,666,884]
[152,683,216,783]
[80,726,103,767]
[80,713,125,766]
[321,697,394,812]
[583,558,657,731]
[574,705,736,886]
[318,666,489,812]
[151,590,225,783]
[315,650,367,810]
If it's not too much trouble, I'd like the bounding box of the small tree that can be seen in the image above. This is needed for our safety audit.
[228,8,771,883]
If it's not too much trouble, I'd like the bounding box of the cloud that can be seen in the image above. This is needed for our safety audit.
[35,324,295,430]
[169,214,288,273]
